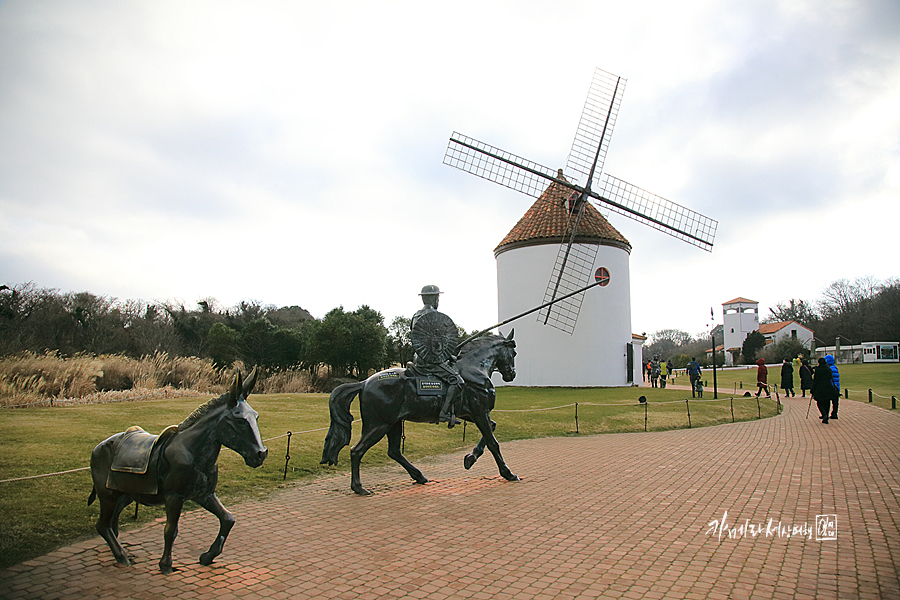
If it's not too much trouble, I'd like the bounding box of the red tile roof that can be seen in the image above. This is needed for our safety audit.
[723,297,758,305]
[759,320,813,335]
[495,170,631,256]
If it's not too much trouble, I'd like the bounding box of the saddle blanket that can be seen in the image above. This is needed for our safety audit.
[110,425,177,474]
[107,425,177,495]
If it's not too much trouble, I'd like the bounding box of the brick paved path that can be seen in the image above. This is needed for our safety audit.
[2,397,898,600]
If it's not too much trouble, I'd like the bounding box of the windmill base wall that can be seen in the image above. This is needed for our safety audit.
[495,243,632,387]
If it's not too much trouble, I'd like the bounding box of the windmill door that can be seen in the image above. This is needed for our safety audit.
[626,343,634,383]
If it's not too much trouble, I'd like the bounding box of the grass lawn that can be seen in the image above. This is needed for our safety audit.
[2,363,897,568]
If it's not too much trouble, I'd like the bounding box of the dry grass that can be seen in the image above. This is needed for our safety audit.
[0,352,318,407]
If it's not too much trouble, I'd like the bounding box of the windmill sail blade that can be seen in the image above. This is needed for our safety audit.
[538,237,600,334]
[565,68,626,189]
[444,132,569,198]
[595,173,718,251]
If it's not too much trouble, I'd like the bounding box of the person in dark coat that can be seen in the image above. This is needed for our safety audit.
[755,358,769,398]
[780,359,795,397]
[799,359,814,397]
[811,357,837,423]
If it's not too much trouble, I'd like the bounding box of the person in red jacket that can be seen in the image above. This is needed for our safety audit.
[755,358,770,398]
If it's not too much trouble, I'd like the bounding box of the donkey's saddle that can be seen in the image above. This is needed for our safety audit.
[107,425,178,495]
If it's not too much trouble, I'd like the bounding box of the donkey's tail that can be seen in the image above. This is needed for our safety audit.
[320,381,363,465]
[88,487,97,506]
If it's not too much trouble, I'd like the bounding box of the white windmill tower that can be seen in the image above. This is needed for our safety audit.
[445,68,718,386]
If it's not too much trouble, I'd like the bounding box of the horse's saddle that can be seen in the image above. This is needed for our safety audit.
[107,425,178,495]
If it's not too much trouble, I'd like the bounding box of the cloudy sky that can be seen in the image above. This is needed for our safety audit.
[1,0,898,341]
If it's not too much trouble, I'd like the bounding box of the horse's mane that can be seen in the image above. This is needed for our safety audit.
[458,333,507,357]
[179,393,229,430]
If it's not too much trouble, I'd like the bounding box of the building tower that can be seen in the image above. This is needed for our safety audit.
[494,175,637,386]
[722,297,759,366]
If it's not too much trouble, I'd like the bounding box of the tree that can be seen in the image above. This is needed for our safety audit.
[760,337,809,364]
[764,299,816,326]
[387,316,413,367]
[741,330,766,364]
[207,322,240,369]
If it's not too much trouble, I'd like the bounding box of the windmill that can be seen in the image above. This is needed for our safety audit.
[445,68,718,334]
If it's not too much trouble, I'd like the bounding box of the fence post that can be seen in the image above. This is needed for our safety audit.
[869,389,873,403]
[462,421,466,443]
[730,397,735,422]
[282,431,293,481]
[644,401,648,432]
[757,397,761,419]
[686,399,691,428]
[845,388,848,399]
[575,402,579,434]
[893,396,897,410]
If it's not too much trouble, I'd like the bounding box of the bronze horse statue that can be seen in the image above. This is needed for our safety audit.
[321,331,518,495]
[88,369,267,573]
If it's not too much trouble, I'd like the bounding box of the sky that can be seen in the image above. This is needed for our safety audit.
[1,0,898,342]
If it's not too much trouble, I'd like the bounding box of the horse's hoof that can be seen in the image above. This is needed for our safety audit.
[504,473,520,481]
[413,476,428,485]
[199,552,215,566]
[159,563,174,574]
[352,486,373,496]
[464,454,476,470]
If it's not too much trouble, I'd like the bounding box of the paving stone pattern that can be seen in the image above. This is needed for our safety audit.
[1,397,898,599]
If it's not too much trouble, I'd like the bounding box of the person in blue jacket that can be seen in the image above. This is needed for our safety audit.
[825,354,840,419]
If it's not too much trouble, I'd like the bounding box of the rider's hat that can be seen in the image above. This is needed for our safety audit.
[419,285,442,296]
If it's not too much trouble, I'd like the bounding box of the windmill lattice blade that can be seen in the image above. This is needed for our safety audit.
[565,68,626,188]
[445,132,566,198]
[538,241,600,334]
[597,174,718,251]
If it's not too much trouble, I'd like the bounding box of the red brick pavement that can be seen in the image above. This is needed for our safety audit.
[2,397,898,599]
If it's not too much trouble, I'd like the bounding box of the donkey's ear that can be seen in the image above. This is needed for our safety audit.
[242,367,259,398]
[228,372,242,408]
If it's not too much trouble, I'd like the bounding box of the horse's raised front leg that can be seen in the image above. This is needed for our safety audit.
[386,421,428,485]
[350,422,392,496]
[464,418,496,470]
[472,414,518,482]
[196,493,235,566]
[95,491,131,565]
[159,494,184,574]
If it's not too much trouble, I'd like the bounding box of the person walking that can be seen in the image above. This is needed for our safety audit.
[799,358,814,397]
[826,354,840,419]
[811,356,837,423]
[659,359,668,389]
[686,357,702,398]
[780,358,795,397]
[755,358,770,398]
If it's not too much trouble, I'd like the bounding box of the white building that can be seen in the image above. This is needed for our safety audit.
[758,320,814,349]
[862,342,899,362]
[722,297,760,366]
[494,176,639,386]
[722,297,815,365]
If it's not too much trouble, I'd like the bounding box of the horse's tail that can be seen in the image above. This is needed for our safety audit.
[88,487,97,506]
[320,381,363,466]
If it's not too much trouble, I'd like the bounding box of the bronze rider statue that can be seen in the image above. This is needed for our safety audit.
[409,285,465,428]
